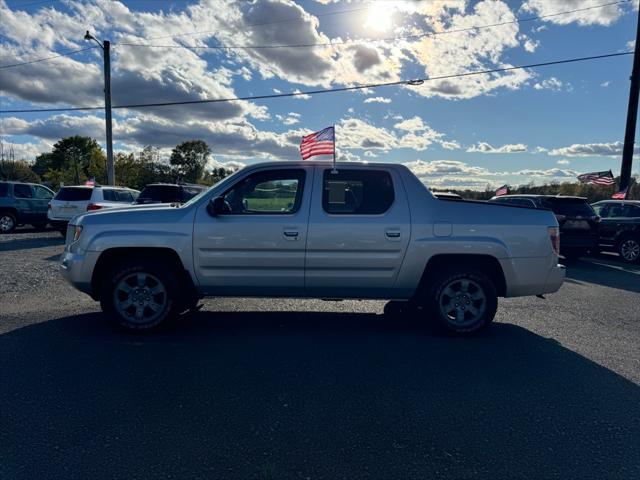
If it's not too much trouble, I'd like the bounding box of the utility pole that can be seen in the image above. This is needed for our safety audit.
[620,2,640,191]
[85,31,114,185]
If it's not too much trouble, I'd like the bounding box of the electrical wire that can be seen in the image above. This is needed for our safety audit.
[0,46,98,69]
[117,0,631,51]
[0,51,632,114]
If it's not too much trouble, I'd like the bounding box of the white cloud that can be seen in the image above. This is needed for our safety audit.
[522,0,626,26]
[548,141,631,157]
[406,0,532,99]
[467,142,527,153]
[557,159,571,165]
[275,112,301,125]
[533,77,568,91]
[364,96,392,104]
[600,81,611,87]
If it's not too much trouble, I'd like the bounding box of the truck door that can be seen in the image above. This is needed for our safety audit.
[305,167,411,298]
[193,167,313,296]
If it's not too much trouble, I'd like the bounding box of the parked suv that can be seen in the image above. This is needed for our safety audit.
[591,200,640,263]
[0,181,55,233]
[489,195,599,259]
[48,185,139,232]
[134,183,206,205]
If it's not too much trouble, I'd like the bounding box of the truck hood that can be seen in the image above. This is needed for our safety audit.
[72,203,183,226]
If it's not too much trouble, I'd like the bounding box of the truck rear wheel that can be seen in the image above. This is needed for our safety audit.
[100,259,181,331]
[422,268,498,335]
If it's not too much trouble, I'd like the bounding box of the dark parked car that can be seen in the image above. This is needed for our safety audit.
[134,183,206,205]
[591,200,640,263]
[489,195,599,259]
[0,181,55,233]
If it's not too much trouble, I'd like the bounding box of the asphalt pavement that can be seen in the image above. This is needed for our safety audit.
[1,228,639,480]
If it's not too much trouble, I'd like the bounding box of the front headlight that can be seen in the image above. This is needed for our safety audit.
[72,224,83,242]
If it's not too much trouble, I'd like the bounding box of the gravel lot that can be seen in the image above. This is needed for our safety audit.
[1,228,639,479]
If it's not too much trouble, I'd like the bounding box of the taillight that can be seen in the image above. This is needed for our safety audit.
[48,203,51,210]
[86,203,102,211]
[548,227,560,256]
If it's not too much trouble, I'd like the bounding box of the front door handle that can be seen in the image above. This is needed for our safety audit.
[385,229,401,239]
[283,230,299,240]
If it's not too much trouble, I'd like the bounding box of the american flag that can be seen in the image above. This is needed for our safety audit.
[612,186,628,199]
[495,184,509,196]
[577,170,615,186]
[300,126,335,160]
[85,177,95,186]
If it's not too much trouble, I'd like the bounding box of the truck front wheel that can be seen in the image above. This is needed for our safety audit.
[423,268,498,335]
[100,259,181,331]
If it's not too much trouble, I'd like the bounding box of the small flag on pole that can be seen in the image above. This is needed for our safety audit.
[495,184,509,196]
[612,186,629,199]
[300,126,335,160]
[577,170,615,186]
[85,177,95,186]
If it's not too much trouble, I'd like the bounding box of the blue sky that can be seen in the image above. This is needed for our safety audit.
[0,0,638,189]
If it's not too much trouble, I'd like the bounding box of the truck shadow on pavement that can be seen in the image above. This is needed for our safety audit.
[565,256,640,293]
[1,311,639,480]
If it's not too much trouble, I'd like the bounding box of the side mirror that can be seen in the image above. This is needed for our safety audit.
[207,196,227,216]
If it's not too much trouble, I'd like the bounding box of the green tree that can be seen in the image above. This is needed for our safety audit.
[0,160,40,183]
[34,136,106,188]
[169,140,211,183]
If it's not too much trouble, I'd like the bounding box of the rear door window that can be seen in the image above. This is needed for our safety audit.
[102,189,117,202]
[0,183,8,197]
[116,190,134,202]
[624,204,640,217]
[13,184,32,198]
[322,169,394,215]
[55,187,93,201]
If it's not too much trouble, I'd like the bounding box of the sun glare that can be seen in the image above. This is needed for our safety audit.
[364,3,394,33]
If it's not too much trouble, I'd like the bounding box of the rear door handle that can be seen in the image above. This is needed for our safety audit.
[385,229,401,239]
[283,230,299,240]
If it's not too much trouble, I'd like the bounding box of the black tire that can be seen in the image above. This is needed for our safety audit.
[100,259,182,331]
[421,268,498,335]
[617,236,640,263]
[0,211,17,234]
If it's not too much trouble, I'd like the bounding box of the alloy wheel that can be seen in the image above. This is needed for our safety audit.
[113,272,168,324]
[0,215,15,233]
[438,278,487,328]
[620,239,640,262]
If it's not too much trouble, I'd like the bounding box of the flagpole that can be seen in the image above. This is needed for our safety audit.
[331,124,338,174]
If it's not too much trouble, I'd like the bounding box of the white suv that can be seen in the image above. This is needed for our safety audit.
[48,185,139,232]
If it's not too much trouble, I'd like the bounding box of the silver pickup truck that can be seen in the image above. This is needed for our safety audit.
[60,161,565,334]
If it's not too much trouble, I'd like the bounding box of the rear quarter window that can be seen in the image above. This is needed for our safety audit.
[54,187,93,201]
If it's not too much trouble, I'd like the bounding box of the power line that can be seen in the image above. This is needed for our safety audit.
[0,46,98,69]
[117,0,631,51]
[0,51,632,114]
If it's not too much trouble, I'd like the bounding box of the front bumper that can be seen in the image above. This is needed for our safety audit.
[60,246,98,296]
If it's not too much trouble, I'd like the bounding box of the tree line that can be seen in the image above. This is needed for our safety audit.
[433,178,638,203]
[0,136,235,191]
